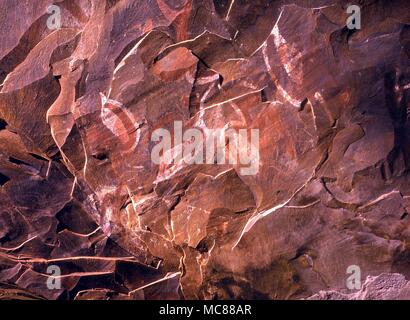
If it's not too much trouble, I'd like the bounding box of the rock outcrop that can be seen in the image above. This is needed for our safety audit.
[0,0,410,300]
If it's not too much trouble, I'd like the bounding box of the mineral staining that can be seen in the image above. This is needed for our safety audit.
[0,0,410,300]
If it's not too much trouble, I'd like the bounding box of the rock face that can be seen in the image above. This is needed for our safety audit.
[308,273,410,300]
[0,0,410,300]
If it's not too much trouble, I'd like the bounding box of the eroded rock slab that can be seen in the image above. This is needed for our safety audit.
[0,0,410,300]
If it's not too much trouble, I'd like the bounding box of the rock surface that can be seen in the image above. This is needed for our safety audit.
[308,273,410,300]
[0,0,410,300]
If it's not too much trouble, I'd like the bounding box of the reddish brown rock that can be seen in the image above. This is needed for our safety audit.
[0,0,410,300]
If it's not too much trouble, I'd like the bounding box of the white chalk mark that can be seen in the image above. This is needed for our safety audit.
[232,171,315,249]
[225,0,235,20]
[129,272,181,293]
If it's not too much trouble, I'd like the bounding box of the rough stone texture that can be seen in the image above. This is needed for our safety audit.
[308,273,410,300]
[0,0,410,300]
